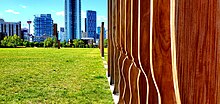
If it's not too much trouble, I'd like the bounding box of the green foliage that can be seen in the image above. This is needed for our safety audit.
[0,48,113,103]
[72,39,85,48]
[104,39,108,48]
[34,42,39,47]
[39,42,44,47]
[0,35,22,48]
[23,41,30,47]
[44,37,56,48]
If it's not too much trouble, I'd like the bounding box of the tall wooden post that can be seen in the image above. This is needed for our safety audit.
[109,0,115,85]
[107,0,111,77]
[100,22,104,57]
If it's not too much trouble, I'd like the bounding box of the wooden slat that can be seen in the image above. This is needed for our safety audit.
[100,22,104,57]
[175,0,219,103]
[113,0,120,94]
[118,0,126,103]
[151,0,180,103]
[107,0,111,77]
[138,0,159,103]
[129,0,141,103]
[109,0,114,85]
[121,0,133,103]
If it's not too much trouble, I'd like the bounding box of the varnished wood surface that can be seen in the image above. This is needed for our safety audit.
[175,0,219,103]
[113,0,120,94]
[109,0,114,85]
[151,0,178,103]
[118,0,126,103]
[129,0,141,103]
[107,0,110,77]
[139,0,159,103]
[107,0,220,103]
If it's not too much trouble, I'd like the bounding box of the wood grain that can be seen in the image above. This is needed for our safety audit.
[138,0,159,103]
[113,0,120,94]
[151,0,179,103]
[109,0,114,85]
[175,0,219,103]
[129,0,141,103]
[107,0,110,77]
[118,0,126,103]
[121,0,132,103]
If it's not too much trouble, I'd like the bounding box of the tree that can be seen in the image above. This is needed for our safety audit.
[1,35,22,48]
[78,40,85,48]
[44,37,56,48]
[34,42,39,47]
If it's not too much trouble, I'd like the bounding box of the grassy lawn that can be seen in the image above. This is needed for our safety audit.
[104,48,108,61]
[0,48,113,104]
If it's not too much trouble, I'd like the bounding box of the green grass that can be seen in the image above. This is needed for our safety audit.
[0,48,113,104]
[104,48,108,61]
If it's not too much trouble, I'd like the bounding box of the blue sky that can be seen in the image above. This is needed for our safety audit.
[0,0,107,34]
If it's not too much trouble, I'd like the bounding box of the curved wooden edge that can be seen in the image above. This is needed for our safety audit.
[149,0,162,103]
[170,0,181,103]
[137,0,150,103]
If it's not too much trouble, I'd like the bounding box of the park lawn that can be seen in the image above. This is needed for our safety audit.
[0,48,113,104]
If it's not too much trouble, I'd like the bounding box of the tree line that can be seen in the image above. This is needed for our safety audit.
[0,35,108,48]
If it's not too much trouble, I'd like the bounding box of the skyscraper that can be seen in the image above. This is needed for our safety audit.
[33,14,53,42]
[86,10,97,41]
[65,0,81,41]
[0,18,21,38]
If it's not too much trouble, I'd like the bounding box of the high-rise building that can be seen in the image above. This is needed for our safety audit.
[0,18,21,38]
[86,10,97,41]
[65,0,81,40]
[33,14,53,42]
[60,27,66,42]
[21,28,29,41]
[97,26,106,39]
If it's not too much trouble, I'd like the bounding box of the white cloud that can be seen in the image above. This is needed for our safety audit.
[20,5,27,9]
[5,9,20,14]
[97,15,107,21]
[56,11,64,16]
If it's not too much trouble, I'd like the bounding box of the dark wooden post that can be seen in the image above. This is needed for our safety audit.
[110,0,115,85]
[58,40,60,49]
[112,0,120,94]
[107,0,111,77]
[100,22,104,57]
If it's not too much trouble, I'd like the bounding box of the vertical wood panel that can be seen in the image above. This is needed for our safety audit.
[113,0,120,94]
[175,0,219,103]
[129,0,141,103]
[118,0,126,103]
[121,0,132,103]
[151,0,178,103]
[138,0,159,103]
[109,0,114,85]
[107,0,111,77]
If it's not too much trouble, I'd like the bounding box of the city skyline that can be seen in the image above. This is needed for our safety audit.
[0,0,107,34]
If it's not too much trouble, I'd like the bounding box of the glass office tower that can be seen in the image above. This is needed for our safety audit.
[65,0,81,41]
[86,10,97,41]
[33,14,53,42]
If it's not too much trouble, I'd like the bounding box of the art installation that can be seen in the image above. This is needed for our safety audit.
[108,0,220,103]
